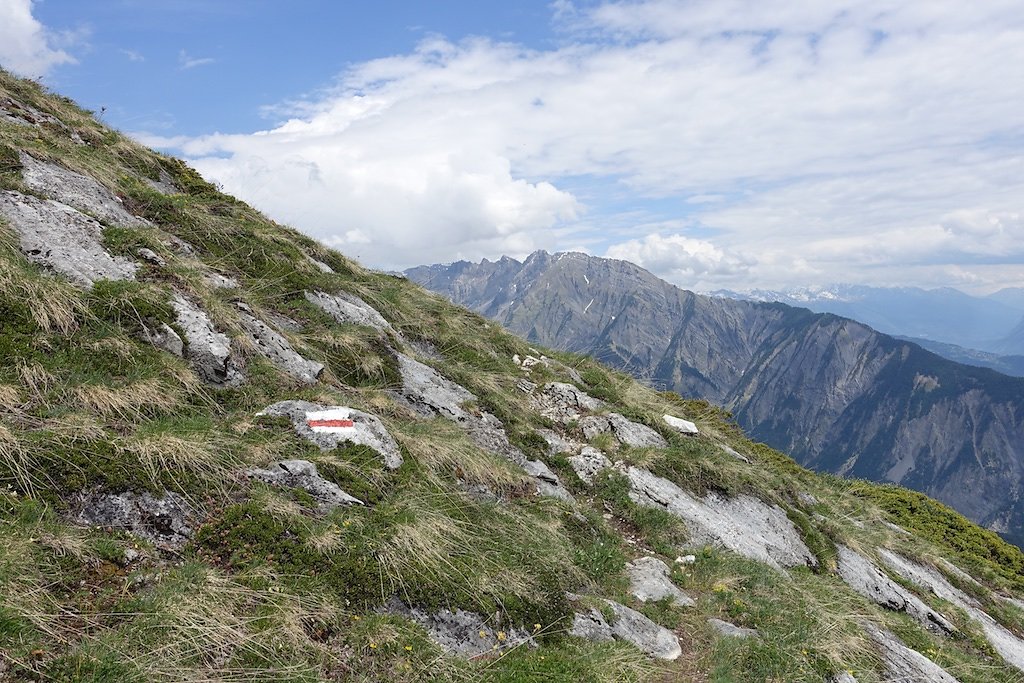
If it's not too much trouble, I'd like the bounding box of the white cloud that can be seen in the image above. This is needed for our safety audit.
[178,50,214,70]
[153,0,1024,290]
[0,0,76,77]
[606,233,754,287]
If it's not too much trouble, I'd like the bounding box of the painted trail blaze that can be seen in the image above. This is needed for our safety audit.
[307,418,354,428]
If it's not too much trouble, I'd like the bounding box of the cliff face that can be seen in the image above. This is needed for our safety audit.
[407,252,1024,542]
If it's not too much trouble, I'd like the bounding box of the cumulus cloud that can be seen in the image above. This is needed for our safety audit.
[152,0,1024,289]
[606,234,754,287]
[0,0,76,77]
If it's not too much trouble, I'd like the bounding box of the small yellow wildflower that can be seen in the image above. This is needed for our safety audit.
[533,623,542,631]
[497,631,506,642]
[369,643,377,649]
[404,645,412,651]
[479,630,488,638]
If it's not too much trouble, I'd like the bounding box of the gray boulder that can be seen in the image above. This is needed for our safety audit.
[626,556,695,607]
[383,599,535,658]
[205,272,240,289]
[246,460,363,510]
[0,191,138,287]
[862,622,961,682]
[237,306,323,385]
[663,414,699,435]
[878,549,1024,672]
[567,594,682,660]
[19,152,150,228]
[836,546,955,634]
[707,618,759,639]
[140,322,183,357]
[257,400,403,470]
[305,290,391,332]
[75,491,194,549]
[144,170,179,195]
[568,446,612,485]
[536,428,581,455]
[171,294,244,386]
[627,466,817,570]
[579,413,668,448]
[530,382,605,423]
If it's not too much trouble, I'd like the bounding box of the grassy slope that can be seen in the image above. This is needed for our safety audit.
[1,69,1024,682]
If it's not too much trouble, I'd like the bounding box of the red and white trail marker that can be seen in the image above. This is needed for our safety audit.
[306,409,356,433]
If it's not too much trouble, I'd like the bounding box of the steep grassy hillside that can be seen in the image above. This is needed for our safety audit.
[3,69,1024,682]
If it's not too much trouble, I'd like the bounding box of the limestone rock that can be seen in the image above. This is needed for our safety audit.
[568,446,611,484]
[580,413,668,448]
[663,414,699,435]
[75,491,194,549]
[257,400,403,470]
[536,428,581,455]
[205,272,239,289]
[568,595,682,660]
[707,618,759,639]
[0,191,138,287]
[306,255,334,273]
[144,170,179,195]
[836,546,954,634]
[383,599,535,658]
[524,459,575,503]
[246,460,363,510]
[878,549,1024,672]
[862,622,961,682]
[530,382,605,423]
[236,307,323,385]
[171,294,243,386]
[140,322,183,357]
[720,444,750,463]
[305,290,391,332]
[393,353,572,500]
[136,247,165,266]
[626,556,695,607]
[19,152,150,228]
[627,466,816,570]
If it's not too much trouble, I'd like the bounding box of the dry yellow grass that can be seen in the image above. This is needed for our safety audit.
[0,384,22,412]
[0,252,84,335]
[18,362,55,398]
[118,432,232,493]
[70,379,180,421]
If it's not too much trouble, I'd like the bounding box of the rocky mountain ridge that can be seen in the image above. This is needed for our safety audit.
[4,69,1024,682]
[406,251,1024,546]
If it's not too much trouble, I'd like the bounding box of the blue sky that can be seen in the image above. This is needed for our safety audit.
[3,0,1024,293]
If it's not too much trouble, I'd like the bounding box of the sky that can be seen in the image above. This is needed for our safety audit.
[2,0,1023,294]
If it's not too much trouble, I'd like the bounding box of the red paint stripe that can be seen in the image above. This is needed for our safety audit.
[307,419,354,428]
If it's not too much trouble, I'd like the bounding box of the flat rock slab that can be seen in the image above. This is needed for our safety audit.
[663,414,699,435]
[306,290,391,332]
[530,382,605,423]
[0,190,138,287]
[536,428,582,456]
[707,618,759,639]
[19,152,150,228]
[75,491,194,549]
[567,594,682,660]
[836,546,954,634]
[627,466,816,570]
[1,97,83,143]
[171,294,244,386]
[237,307,323,385]
[383,599,535,658]
[862,622,961,683]
[257,400,403,470]
[580,413,668,448]
[246,459,363,510]
[627,556,695,607]
[878,549,1024,672]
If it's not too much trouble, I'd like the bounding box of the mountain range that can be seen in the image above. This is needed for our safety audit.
[713,284,1024,358]
[407,252,1024,545]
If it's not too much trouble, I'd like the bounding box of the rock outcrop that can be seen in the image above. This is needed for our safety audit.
[236,305,323,385]
[75,491,194,549]
[836,546,954,634]
[707,618,758,639]
[19,152,149,228]
[862,622,961,682]
[627,466,816,570]
[257,400,404,470]
[305,290,392,332]
[626,556,695,607]
[171,294,243,386]
[0,191,138,287]
[568,594,682,660]
[579,413,668,448]
[383,599,535,658]
[246,460,363,510]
